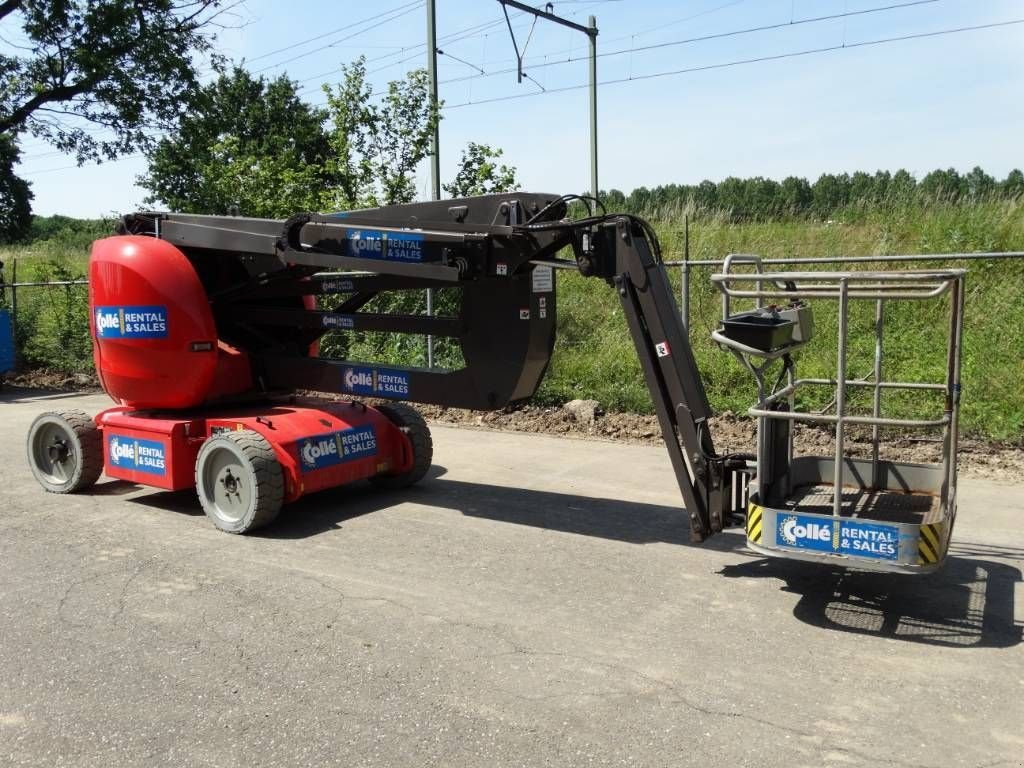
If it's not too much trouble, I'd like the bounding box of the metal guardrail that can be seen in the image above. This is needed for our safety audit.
[4,244,1023,370]
[0,256,90,369]
[665,248,1024,334]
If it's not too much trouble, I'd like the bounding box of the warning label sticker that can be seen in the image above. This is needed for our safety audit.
[531,266,553,293]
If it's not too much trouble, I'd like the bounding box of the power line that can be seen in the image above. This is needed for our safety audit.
[252,3,425,75]
[442,17,1024,109]
[17,152,146,177]
[299,1,606,91]
[243,0,422,65]
[292,12,529,94]
[439,0,940,87]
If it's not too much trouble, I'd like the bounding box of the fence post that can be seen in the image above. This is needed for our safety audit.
[680,215,690,334]
[425,287,434,368]
[10,257,17,366]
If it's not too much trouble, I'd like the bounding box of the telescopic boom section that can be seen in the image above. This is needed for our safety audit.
[538,214,736,541]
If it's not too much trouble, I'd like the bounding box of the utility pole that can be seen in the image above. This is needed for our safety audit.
[588,14,597,208]
[498,0,599,209]
[426,0,441,201]
[425,0,440,367]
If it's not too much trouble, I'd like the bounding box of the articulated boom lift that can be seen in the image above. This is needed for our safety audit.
[27,193,963,573]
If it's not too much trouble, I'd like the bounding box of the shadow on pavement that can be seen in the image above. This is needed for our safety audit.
[256,467,745,550]
[0,385,96,404]
[720,553,1023,648]
[125,487,205,516]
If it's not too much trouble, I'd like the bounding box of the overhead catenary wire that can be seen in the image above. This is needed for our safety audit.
[20,16,1020,172]
[242,0,422,66]
[442,16,1024,110]
[251,3,425,75]
[439,0,941,87]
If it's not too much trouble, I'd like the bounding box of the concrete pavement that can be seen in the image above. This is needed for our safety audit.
[1,389,1022,767]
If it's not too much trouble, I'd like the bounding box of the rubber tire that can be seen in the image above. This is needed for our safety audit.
[370,403,433,489]
[195,430,284,534]
[26,409,103,493]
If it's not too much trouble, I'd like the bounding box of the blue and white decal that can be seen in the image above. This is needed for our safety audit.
[346,230,424,263]
[107,435,167,475]
[321,279,355,293]
[777,513,901,561]
[95,305,168,339]
[298,425,377,472]
[322,314,355,330]
[836,519,901,560]
[777,514,836,554]
[342,366,411,397]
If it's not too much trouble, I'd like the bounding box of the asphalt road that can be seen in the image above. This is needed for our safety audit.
[1,389,1022,768]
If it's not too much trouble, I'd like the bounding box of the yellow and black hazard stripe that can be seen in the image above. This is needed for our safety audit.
[917,522,946,565]
[747,503,764,544]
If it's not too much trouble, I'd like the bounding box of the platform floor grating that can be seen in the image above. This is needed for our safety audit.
[773,484,943,525]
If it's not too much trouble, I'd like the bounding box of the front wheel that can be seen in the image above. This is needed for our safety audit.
[26,409,103,493]
[195,430,284,534]
[370,403,433,489]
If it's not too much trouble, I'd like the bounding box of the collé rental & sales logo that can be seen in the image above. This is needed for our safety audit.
[298,425,378,472]
[95,305,169,339]
[342,366,411,397]
[777,513,901,561]
[346,229,424,263]
[107,435,167,475]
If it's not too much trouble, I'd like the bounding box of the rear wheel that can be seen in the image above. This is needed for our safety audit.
[195,430,283,534]
[26,409,103,493]
[370,403,433,489]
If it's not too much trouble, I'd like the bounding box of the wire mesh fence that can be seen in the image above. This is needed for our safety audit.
[2,235,1022,439]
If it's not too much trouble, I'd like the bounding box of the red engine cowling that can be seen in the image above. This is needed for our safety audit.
[90,236,251,409]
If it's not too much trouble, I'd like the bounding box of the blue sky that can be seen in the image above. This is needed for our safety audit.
[12,0,1024,217]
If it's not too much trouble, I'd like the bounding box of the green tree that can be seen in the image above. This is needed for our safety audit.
[321,58,439,208]
[692,180,718,211]
[889,169,917,203]
[964,166,995,201]
[140,66,335,215]
[0,134,32,242]
[918,168,963,202]
[778,176,811,215]
[811,173,851,218]
[716,177,747,219]
[443,142,518,198]
[0,0,226,162]
[1002,169,1024,198]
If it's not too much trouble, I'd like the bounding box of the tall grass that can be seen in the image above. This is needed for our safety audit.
[2,201,1021,440]
[537,200,1024,441]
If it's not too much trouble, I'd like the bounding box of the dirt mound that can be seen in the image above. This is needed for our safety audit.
[3,369,100,392]
[413,403,1024,482]
[6,370,1019,481]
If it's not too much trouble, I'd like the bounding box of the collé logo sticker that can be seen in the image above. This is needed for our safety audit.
[95,306,168,339]
[298,425,377,472]
[322,314,355,330]
[778,514,836,554]
[107,435,167,475]
[346,230,424,263]
[321,279,355,293]
[342,366,411,397]
[777,513,901,561]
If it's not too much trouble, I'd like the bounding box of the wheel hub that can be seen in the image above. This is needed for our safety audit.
[47,438,70,464]
[220,468,241,495]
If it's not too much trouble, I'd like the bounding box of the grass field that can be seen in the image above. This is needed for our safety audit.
[2,200,1022,440]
